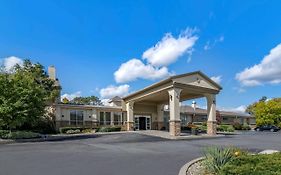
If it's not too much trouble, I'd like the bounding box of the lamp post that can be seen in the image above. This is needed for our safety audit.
[191,101,197,123]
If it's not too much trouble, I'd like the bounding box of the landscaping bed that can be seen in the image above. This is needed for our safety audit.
[185,147,281,175]
[58,126,122,135]
[0,130,41,139]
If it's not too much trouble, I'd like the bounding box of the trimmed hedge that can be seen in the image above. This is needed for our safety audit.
[220,153,281,175]
[0,130,41,139]
[232,123,251,130]
[217,125,235,132]
[96,126,121,132]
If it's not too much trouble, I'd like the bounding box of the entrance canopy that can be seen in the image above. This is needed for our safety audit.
[123,71,222,104]
[122,71,222,136]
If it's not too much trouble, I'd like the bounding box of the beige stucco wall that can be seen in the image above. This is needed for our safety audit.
[55,105,122,126]
[134,103,158,129]
[56,107,97,121]
[174,74,219,91]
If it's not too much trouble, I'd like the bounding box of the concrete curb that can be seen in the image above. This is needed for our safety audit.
[0,133,98,145]
[178,157,204,175]
[0,131,133,145]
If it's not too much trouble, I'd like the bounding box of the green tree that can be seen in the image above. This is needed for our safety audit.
[70,96,102,105]
[246,96,268,115]
[247,97,281,127]
[0,60,60,131]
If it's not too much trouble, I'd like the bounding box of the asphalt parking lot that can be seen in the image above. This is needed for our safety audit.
[0,131,280,175]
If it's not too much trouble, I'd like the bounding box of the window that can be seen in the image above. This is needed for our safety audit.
[100,112,111,125]
[180,114,188,126]
[146,117,151,130]
[70,110,84,126]
[100,112,104,125]
[134,117,139,130]
[113,112,122,125]
[105,112,111,125]
[223,117,228,121]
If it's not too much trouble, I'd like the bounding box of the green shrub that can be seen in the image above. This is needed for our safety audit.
[203,147,236,174]
[0,131,41,139]
[227,126,235,132]
[232,122,243,130]
[96,126,121,132]
[0,130,10,139]
[241,124,251,130]
[202,122,207,127]
[19,117,57,134]
[217,125,234,132]
[198,125,207,132]
[220,153,281,175]
[82,129,93,133]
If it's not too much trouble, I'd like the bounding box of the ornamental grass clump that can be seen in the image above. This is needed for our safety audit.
[203,147,236,174]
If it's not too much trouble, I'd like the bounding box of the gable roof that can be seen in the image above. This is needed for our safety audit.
[172,71,222,90]
[109,96,122,102]
[123,71,222,100]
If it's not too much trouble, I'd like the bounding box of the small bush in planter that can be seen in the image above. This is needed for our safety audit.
[203,147,236,174]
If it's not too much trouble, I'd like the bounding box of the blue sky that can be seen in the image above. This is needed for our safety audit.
[1,0,281,111]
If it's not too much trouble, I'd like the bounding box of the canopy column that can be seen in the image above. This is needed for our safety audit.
[157,104,165,130]
[206,94,217,135]
[126,101,134,131]
[168,88,182,136]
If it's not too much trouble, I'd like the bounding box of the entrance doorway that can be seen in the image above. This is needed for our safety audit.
[134,115,151,130]
[139,117,146,130]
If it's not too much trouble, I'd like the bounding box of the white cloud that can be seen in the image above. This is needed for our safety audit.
[204,35,224,50]
[218,105,247,113]
[99,84,130,99]
[142,28,198,67]
[211,75,222,84]
[61,91,82,101]
[114,59,172,83]
[236,43,281,86]
[1,56,24,71]
[204,41,211,50]
[233,87,246,93]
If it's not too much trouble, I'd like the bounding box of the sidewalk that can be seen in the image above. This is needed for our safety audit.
[135,130,226,140]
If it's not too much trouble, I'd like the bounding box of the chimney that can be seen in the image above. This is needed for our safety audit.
[48,66,56,80]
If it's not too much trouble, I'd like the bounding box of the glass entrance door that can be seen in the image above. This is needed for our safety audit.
[134,115,151,130]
